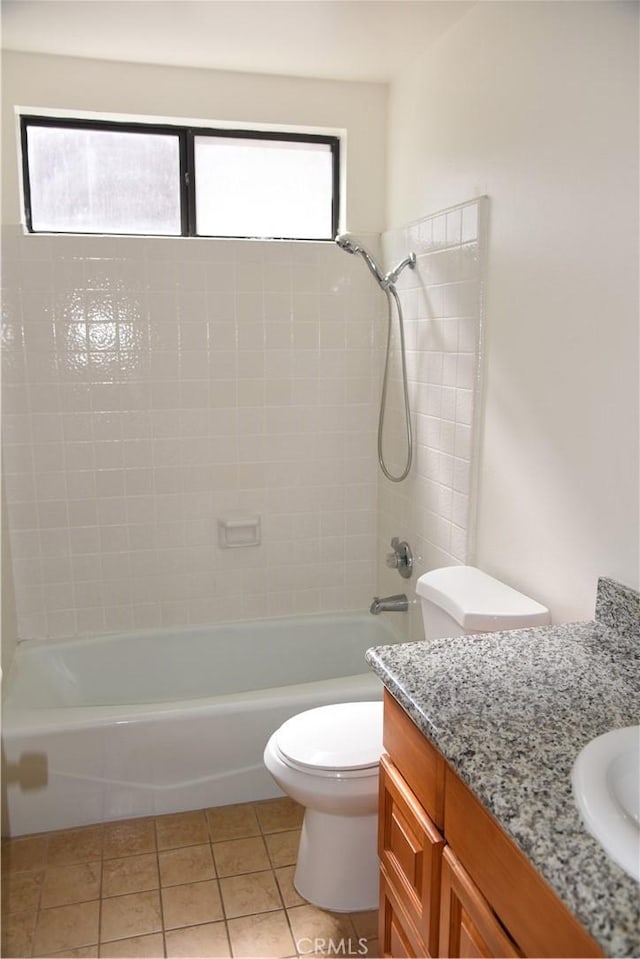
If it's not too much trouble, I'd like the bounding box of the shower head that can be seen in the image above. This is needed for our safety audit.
[335,233,386,285]
[335,233,360,255]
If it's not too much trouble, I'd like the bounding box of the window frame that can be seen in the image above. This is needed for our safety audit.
[20,114,341,241]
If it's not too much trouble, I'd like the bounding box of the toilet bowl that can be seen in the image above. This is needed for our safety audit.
[263,565,550,913]
[263,700,383,912]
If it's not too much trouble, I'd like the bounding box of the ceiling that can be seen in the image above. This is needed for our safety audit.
[0,0,474,83]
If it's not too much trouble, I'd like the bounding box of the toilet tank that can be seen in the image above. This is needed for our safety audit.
[416,566,550,640]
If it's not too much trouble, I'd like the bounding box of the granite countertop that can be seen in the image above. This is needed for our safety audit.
[365,577,640,958]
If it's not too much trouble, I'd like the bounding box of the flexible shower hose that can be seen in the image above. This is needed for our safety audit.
[378,285,413,483]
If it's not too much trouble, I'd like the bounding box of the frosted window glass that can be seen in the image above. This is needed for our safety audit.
[26,125,181,235]
[194,136,333,239]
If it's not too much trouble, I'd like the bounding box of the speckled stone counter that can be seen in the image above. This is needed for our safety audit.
[365,577,640,958]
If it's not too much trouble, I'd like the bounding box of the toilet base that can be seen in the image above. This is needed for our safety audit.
[293,808,379,912]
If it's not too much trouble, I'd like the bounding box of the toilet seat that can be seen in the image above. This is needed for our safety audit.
[274,701,383,775]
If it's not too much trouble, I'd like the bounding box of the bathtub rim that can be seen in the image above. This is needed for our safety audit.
[3,667,389,735]
[8,608,400,657]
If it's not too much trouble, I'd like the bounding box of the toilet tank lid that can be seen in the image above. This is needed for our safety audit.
[415,566,550,632]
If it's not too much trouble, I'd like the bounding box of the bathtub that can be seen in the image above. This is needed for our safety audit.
[2,613,402,837]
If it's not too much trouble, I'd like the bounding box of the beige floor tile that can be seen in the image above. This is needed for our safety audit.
[102,818,156,859]
[33,900,100,956]
[212,835,271,877]
[4,802,337,959]
[1,868,44,915]
[161,879,224,929]
[350,910,379,939]
[41,861,102,909]
[219,869,282,919]
[47,826,104,866]
[1,910,37,958]
[206,803,260,842]
[99,932,165,957]
[265,829,300,868]
[159,843,215,886]
[1,835,48,873]
[227,910,296,958]
[165,920,231,958]
[100,889,162,943]
[274,866,305,908]
[287,903,356,954]
[254,798,304,834]
[102,853,159,897]
[156,811,210,850]
[362,938,380,957]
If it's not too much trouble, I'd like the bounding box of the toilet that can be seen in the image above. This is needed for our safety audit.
[263,565,550,912]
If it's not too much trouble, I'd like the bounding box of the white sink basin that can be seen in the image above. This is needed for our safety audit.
[571,725,640,881]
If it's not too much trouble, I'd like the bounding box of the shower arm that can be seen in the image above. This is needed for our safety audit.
[381,253,417,290]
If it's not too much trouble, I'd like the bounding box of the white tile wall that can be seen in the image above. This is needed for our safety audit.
[377,198,488,640]
[2,229,384,639]
[2,204,486,645]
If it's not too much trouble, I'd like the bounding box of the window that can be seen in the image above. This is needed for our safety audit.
[20,116,340,240]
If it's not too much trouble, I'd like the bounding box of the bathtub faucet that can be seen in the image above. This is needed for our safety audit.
[369,594,409,615]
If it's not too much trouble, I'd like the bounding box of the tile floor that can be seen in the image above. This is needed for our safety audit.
[1,798,380,958]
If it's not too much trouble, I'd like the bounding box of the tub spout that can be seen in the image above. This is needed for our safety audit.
[369,594,409,615]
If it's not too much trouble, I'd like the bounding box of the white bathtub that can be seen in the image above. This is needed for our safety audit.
[2,613,401,837]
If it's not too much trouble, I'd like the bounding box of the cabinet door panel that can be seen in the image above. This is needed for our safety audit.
[379,754,444,956]
[380,865,428,958]
[439,848,522,959]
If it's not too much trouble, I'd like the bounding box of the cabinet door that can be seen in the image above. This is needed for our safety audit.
[380,866,428,958]
[379,754,444,956]
[439,848,522,959]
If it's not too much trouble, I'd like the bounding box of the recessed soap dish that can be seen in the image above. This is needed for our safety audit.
[218,515,261,549]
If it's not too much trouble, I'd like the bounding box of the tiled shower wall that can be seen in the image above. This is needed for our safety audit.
[1,231,383,640]
[377,198,487,641]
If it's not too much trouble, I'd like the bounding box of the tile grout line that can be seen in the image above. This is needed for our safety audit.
[259,809,298,958]
[205,813,233,959]
[96,839,104,958]
[253,799,308,959]
[29,837,48,959]
[153,819,168,959]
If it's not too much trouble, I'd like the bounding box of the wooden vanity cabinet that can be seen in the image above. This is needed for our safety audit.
[378,691,604,959]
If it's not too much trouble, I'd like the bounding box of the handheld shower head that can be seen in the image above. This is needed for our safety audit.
[335,234,386,285]
[335,234,359,255]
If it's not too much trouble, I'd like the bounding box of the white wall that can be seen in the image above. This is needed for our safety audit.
[387,1,639,620]
[1,50,387,233]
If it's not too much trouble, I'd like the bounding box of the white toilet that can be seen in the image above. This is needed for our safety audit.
[263,565,549,912]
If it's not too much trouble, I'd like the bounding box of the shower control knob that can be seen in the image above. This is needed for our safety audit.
[386,538,413,579]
